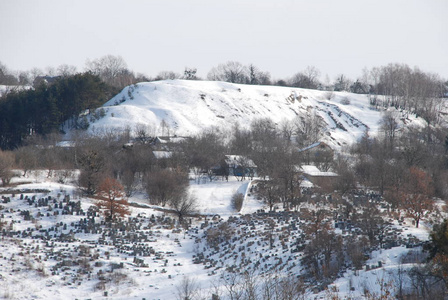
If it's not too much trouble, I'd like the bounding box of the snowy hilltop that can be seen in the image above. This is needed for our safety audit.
[79,80,422,149]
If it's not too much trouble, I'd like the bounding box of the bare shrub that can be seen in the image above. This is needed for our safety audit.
[340,97,351,105]
[231,192,244,212]
[325,91,334,100]
[176,276,200,300]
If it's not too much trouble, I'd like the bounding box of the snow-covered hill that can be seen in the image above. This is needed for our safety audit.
[79,80,421,149]
[1,81,439,299]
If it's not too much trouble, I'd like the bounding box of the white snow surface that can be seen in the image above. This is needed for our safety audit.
[78,80,421,150]
[0,171,438,300]
[0,81,439,299]
[0,172,262,300]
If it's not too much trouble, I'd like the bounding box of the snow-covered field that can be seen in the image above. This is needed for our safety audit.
[0,172,262,299]
[0,170,435,300]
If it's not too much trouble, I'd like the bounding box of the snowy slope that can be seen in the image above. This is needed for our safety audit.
[0,174,437,299]
[79,80,417,149]
[0,172,260,299]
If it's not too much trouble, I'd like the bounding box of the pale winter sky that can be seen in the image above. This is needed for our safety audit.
[0,0,447,81]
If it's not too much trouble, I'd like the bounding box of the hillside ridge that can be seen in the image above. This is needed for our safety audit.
[77,80,417,149]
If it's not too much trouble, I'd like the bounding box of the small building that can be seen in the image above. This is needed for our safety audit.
[153,136,188,150]
[213,155,257,179]
[298,165,338,188]
[298,142,334,169]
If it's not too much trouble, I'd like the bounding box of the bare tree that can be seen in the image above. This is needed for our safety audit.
[229,124,252,156]
[294,110,325,147]
[231,192,244,211]
[261,273,307,300]
[399,167,434,228]
[271,146,302,209]
[333,74,352,92]
[302,210,341,280]
[170,192,198,225]
[176,276,200,300]
[247,64,271,85]
[77,148,106,196]
[352,204,387,247]
[379,111,400,149]
[133,123,154,144]
[250,118,279,179]
[85,54,135,88]
[0,150,15,186]
[183,67,199,80]
[120,169,138,197]
[56,64,77,77]
[250,118,278,149]
[145,168,188,206]
[280,119,295,144]
[181,129,227,181]
[29,67,44,86]
[207,61,248,84]
[256,180,281,211]
[369,139,393,196]
[155,70,181,80]
[221,272,245,300]
[290,66,321,89]
[332,155,356,195]
[0,61,19,85]
[45,66,57,76]
[351,79,370,94]
[14,146,37,177]
[346,236,369,274]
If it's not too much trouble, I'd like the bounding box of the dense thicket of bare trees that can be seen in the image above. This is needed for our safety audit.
[290,66,321,89]
[0,150,15,186]
[145,168,188,206]
[351,109,448,219]
[207,61,271,85]
[1,59,446,115]
[85,55,137,89]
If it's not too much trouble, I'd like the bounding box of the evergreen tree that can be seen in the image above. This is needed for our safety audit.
[0,72,111,149]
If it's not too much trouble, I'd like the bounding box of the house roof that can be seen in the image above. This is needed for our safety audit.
[298,165,338,177]
[155,136,187,144]
[298,141,331,153]
[153,151,173,159]
[224,155,257,168]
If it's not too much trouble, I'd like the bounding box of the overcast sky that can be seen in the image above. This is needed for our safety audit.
[1,0,447,81]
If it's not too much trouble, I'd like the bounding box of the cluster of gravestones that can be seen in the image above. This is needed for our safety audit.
[0,194,189,287]
[350,193,383,207]
[193,205,427,280]
[192,211,307,276]
[382,227,424,249]
[1,195,11,203]
[2,194,98,240]
[18,193,86,217]
[332,209,423,251]
[1,189,429,293]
